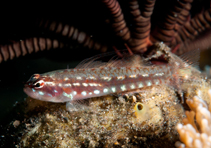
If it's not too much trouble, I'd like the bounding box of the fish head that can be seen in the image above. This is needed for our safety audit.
[23,74,64,102]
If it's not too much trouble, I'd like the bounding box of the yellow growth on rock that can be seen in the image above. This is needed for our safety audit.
[133,102,150,123]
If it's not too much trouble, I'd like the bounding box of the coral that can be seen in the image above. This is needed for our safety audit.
[176,90,211,148]
[1,86,183,147]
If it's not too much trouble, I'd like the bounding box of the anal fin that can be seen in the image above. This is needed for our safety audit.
[66,100,90,112]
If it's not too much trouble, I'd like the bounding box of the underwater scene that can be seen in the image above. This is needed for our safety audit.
[1,44,211,148]
[1,0,211,148]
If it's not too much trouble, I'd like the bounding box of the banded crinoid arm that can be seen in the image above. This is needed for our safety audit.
[150,0,193,47]
[38,20,108,52]
[151,0,211,55]
[102,0,156,53]
[102,0,211,55]
[0,0,211,64]
[0,21,109,63]
[0,38,64,63]
[174,8,211,55]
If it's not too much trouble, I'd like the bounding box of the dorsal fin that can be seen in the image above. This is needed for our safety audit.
[179,48,200,68]
[75,50,150,69]
[75,51,118,69]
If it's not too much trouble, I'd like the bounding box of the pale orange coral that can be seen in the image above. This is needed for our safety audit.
[176,90,211,148]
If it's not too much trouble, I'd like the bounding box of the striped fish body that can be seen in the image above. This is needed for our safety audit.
[24,63,174,103]
[24,44,200,108]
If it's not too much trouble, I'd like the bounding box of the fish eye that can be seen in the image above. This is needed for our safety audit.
[35,83,41,87]
[33,80,44,89]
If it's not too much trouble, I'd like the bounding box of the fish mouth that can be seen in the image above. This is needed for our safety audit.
[23,87,36,99]
[23,87,31,96]
[24,81,34,88]
[23,87,58,102]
